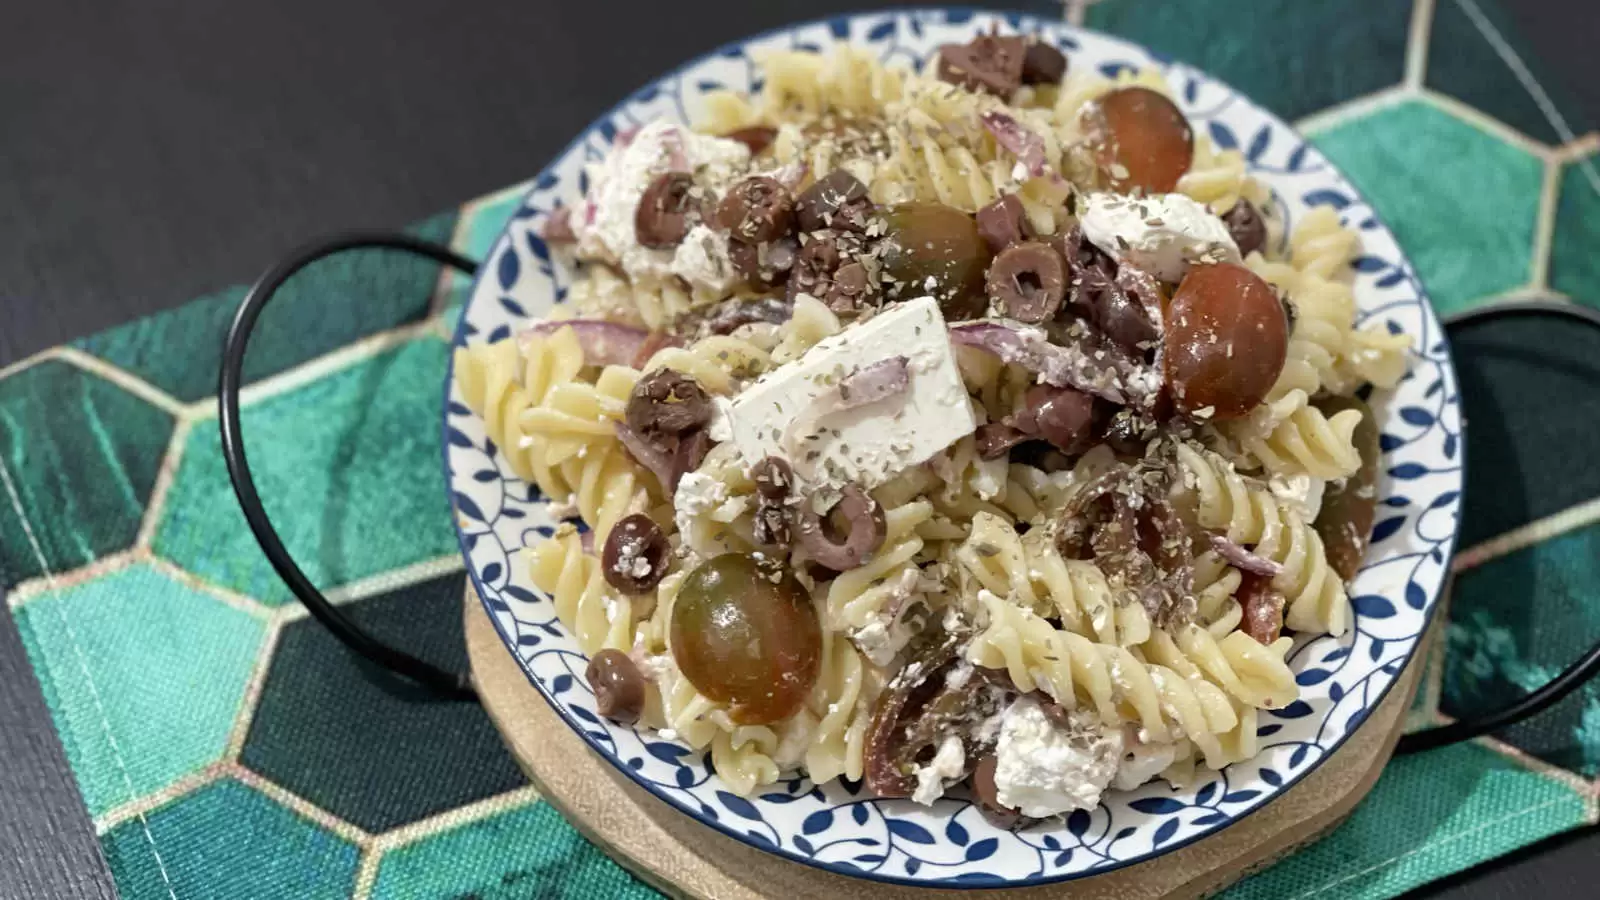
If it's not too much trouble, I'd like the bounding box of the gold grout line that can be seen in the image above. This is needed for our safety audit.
[5,549,144,611]
[93,761,231,835]
[0,346,59,382]
[1554,132,1600,163]
[1418,87,1554,159]
[133,418,193,551]
[1530,156,1562,289]
[1454,494,1600,572]
[1473,734,1594,796]
[1403,0,1437,89]
[373,784,544,852]
[230,762,373,845]
[351,846,385,900]
[224,617,284,760]
[182,319,442,420]
[1293,84,1414,137]
[321,554,467,607]
[143,556,275,621]
[53,347,188,418]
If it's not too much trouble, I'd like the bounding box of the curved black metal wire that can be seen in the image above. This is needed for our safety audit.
[219,232,480,701]
[1396,299,1600,754]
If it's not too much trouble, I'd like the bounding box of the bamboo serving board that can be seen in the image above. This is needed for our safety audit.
[465,586,1435,899]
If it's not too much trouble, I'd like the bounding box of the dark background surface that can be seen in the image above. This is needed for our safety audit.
[2,1,1598,898]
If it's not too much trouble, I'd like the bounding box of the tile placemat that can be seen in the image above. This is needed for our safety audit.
[3,2,1599,897]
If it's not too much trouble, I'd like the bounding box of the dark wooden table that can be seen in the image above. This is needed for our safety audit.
[3,2,1598,897]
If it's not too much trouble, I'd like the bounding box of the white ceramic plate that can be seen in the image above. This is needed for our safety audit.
[443,8,1463,887]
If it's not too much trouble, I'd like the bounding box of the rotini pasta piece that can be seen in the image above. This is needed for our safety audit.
[770,293,841,364]
[1176,443,1350,636]
[1289,206,1360,280]
[966,590,1247,769]
[955,511,1151,647]
[453,326,584,482]
[1142,625,1298,710]
[803,630,878,784]
[519,363,655,541]
[642,333,773,395]
[1193,550,1245,638]
[696,88,763,135]
[565,266,717,331]
[1220,389,1364,480]
[712,729,783,795]
[1338,324,1412,391]
[755,45,909,121]
[526,527,634,656]
[823,499,935,631]
[1176,136,1270,216]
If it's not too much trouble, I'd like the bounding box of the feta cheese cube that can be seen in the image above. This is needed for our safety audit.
[724,297,976,489]
[1080,192,1240,282]
[993,695,1123,817]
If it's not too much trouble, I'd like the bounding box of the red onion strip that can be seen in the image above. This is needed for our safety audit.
[521,319,666,368]
[980,112,1051,179]
[782,356,912,474]
[1209,533,1285,578]
[614,422,676,491]
[948,320,1158,406]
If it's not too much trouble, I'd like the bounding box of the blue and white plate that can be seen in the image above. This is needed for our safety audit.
[443,8,1462,888]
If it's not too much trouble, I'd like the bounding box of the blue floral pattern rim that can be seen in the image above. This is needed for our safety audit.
[440,8,1463,888]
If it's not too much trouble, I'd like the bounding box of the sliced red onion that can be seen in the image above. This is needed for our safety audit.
[614,126,640,149]
[541,206,577,244]
[949,320,1160,407]
[615,422,676,491]
[980,111,1049,179]
[580,529,596,555]
[782,356,912,473]
[1209,533,1284,578]
[659,126,689,173]
[521,319,660,368]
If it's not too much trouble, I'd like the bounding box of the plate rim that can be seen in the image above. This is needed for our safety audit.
[440,5,1465,887]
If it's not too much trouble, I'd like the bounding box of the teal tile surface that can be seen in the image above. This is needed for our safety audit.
[74,213,457,403]
[152,338,459,605]
[15,563,265,816]
[1549,153,1600,307]
[1085,0,1409,121]
[102,779,361,900]
[0,361,174,588]
[371,801,653,900]
[240,573,525,832]
[1313,100,1543,314]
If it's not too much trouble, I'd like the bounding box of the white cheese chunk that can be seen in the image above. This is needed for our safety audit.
[574,120,750,288]
[1111,726,1181,791]
[993,695,1123,818]
[1080,192,1240,282]
[1269,473,1326,523]
[911,735,966,806]
[724,296,976,489]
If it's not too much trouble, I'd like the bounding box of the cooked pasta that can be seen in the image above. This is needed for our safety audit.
[451,29,1402,810]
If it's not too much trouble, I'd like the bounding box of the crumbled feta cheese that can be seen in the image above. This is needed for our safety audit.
[772,709,820,770]
[670,224,739,294]
[1112,726,1181,791]
[1080,192,1240,282]
[546,493,581,520]
[573,120,750,284]
[708,396,735,443]
[912,735,966,806]
[724,297,976,489]
[1269,473,1326,522]
[673,471,728,543]
[658,728,678,741]
[971,453,1008,501]
[993,695,1124,817]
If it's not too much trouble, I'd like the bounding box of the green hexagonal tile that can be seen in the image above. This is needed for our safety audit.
[1084,0,1409,121]
[153,338,459,605]
[14,562,265,815]
[74,213,457,404]
[371,799,652,900]
[1313,99,1543,315]
[240,572,525,832]
[0,361,174,589]
[1442,522,1600,776]
[1426,0,1590,146]
[1549,151,1600,307]
[102,778,360,900]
